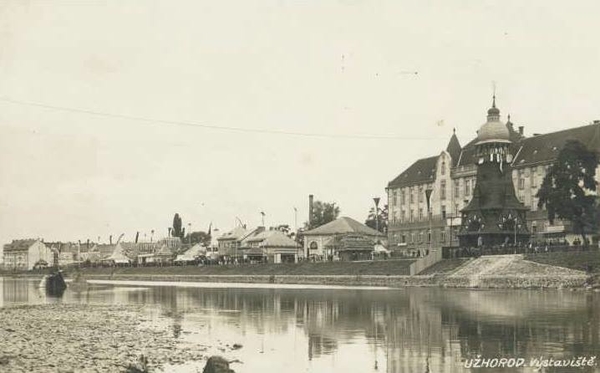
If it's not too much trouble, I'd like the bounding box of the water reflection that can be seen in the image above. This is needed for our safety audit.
[1,277,599,373]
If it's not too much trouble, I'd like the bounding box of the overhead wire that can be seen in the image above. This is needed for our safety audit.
[0,97,447,141]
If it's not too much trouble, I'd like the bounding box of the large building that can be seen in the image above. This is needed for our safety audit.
[386,98,600,253]
[2,239,55,270]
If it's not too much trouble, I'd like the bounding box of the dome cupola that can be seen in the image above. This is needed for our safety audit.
[476,95,510,145]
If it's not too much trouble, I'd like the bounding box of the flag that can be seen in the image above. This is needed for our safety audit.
[261,211,266,216]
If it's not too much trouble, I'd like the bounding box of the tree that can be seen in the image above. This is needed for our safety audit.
[365,204,388,233]
[185,231,211,246]
[172,213,183,238]
[272,224,293,236]
[537,140,599,245]
[306,201,340,230]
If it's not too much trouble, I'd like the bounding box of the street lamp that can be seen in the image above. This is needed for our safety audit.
[373,197,381,233]
[425,188,433,254]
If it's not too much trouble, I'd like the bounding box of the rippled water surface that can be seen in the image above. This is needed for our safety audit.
[1,277,599,372]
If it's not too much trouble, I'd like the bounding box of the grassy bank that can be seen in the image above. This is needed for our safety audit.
[48,259,416,277]
[525,251,600,274]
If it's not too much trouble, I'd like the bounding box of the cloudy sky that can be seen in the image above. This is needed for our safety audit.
[1,1,599,250]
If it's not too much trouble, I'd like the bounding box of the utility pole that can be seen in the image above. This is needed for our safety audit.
[294,207,298,232]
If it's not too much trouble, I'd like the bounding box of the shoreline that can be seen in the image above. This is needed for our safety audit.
[3,271,595,290]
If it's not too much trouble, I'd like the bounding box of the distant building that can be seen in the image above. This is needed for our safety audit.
[386,98,600,253]
[240,229,300,263]
[302,217,384,261]
[217,226,252,258]
[3,239,54,270]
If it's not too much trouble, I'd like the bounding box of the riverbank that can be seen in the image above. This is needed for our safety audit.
[2,254,597,289]
[0,304,214,372]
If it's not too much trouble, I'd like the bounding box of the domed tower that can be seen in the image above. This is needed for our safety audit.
[458,97,529,248]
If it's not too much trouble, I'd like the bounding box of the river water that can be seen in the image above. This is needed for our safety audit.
[1,277,599,373]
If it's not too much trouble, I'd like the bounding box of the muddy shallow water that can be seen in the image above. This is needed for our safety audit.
[1,277,599,372]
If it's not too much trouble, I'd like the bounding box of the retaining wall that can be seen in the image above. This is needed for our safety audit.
[83,273,440,287]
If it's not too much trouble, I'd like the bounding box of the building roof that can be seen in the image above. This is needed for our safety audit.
[303,217,384,236]
[260,231,298,247]
[3,239,38,252]
[387,156,437,188]
[218,226,249,241]
[446,131,462,165]
[511,122,600,168]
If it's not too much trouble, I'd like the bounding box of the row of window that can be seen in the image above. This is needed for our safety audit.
[390,178,477,208]
[390,203,465,224]
[391,228,459,245]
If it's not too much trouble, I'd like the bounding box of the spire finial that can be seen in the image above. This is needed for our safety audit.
[453,127,456,134]
[492,81,497,108]
[507,114,511,122]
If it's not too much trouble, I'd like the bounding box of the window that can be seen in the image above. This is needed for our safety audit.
[441,231,446,243]
[395,190,400,205]
[419,186,424,203]
[409,188,414,204]
[427,230,431,243]
[531,168,537,188]
[441,205,446,219]
[455,204,460,215]
[518,178,525,190]
[410,209,414,222]
[454,179,460,198]
[401,210,406,222]
[401,189,406,204]
[401,234,406,243]
[419,231,424,243]
[465,179,470,197]
[440,180,447,200]
[418,208,423,220]
[441,160,446,175]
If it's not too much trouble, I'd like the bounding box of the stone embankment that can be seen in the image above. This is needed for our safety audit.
[0,304,212,372]
[84,273,438,287]
[443,254,589,289]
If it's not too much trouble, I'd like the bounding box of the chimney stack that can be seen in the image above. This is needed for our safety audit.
[518,126,524,135]
[308,194,314,228]
[109,235,113,245]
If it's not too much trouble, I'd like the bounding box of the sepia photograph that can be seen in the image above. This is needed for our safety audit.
[0,1,599,372]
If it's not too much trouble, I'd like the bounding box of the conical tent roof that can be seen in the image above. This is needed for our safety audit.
[156,244,173,257]
[105,243,130,264]
[175,244,206,261]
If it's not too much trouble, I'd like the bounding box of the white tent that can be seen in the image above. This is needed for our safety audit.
[175,244,207,262]
[373,243,390,254]
[104,243,131,264]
